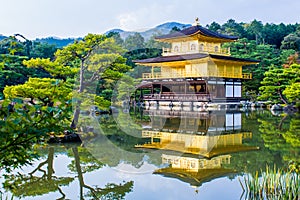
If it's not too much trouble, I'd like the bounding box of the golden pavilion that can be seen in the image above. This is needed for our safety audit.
[134,19,258,108]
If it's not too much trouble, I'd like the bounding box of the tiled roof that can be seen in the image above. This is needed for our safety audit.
[134,53,259,64]
[155,25,238,40]
[210,54,259,63]
[134,53,209,63]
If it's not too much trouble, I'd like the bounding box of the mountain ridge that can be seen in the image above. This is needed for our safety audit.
[0,21,191,46]
[107,22,191,40]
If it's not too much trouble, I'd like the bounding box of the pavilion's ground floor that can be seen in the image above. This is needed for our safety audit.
[135,78,245,110]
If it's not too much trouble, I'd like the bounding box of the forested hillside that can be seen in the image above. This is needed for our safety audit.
[0,19,299,103]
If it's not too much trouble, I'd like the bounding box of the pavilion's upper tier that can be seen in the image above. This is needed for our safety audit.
[155,24,238,43]
[154,20,238,56]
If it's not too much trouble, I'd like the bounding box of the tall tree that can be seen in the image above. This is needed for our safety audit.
[206,22,222,33]
[246,20,264,44]
[221,19,246,38]
[55,34,130,128]
[106,31,124,47]
[124,33,145,51]
[281,31,300,51]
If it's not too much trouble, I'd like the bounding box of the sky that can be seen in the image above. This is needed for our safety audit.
[0,0,299,40]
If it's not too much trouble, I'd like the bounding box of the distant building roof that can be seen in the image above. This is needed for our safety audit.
[155,25,238,41]
[134,53,259,64]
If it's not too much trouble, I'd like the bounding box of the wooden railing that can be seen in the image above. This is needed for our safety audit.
[143,93,210,101]
[162,46,230,56]
[142,72,252,79]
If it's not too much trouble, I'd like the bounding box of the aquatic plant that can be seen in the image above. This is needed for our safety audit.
[241,165,299,200]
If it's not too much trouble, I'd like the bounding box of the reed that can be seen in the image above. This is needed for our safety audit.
[241,165,299,200]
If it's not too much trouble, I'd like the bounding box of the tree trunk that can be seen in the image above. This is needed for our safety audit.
[278,89,288,105]
[71,60,85,129]
[71,105,81,129]
[47,147,54,180]
[255,34,258,45]
[72,147,84,200]
[72,147,97,199]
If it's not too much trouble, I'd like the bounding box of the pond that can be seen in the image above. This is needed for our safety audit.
[0,108,299,200]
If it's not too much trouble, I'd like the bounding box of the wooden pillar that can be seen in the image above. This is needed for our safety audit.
[152,66,154,78]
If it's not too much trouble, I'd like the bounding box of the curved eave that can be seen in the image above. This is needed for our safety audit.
[134,53,209,66]
[210,54,260,65]
[156,34,236,43]
[154,168,236,187]
[155,25,238,43]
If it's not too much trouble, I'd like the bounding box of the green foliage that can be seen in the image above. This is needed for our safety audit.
[23,58,78,80]
[3,78,72,106]
[281,28,300,51]
[206,20,297,48]
[0,54,51,99]
[94,95,111,110]
[170,26,181,33]
[0,35,57,59]
[29,42,57,59]
[4,175,73,198]
[283,82,300,103]
[0,100,72,171]
[222,19,247,38]
[91,181,134,200]
[145,35,169,50]
[123,48,161,78]
[258,114,300,163]
[223,38,281,94]
[206,21,222,32]
[67,146,104,173]
[245,19,264,44]
[283,116,300,148]
[115,75,137,101]
[55,33,107,67]
[35,37,76,48]
[0,36,27,56]
[259,67,286,103]
[242,165,299,200]
[49,33,131,128]
[124,33,145,51]
[259,64,300,104]
[106,31,124,47]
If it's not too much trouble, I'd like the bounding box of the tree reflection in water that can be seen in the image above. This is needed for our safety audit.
[2,145,134,200]
[3,147,73,199]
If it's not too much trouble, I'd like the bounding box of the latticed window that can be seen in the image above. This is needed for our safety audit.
[174,46,179,52]
[199,44,204,51]
[214,46,219,52]
[190,44,196,51]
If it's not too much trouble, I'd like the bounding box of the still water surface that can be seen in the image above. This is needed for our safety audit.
[1,109,299,199]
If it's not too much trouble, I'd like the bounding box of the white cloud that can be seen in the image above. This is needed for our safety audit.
[118,13,139,31]
[116,3,179,32]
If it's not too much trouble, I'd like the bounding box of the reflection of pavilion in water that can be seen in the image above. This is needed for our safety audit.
[154,154,235,187]
[135,110,259,187]
[136,110,258,158]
